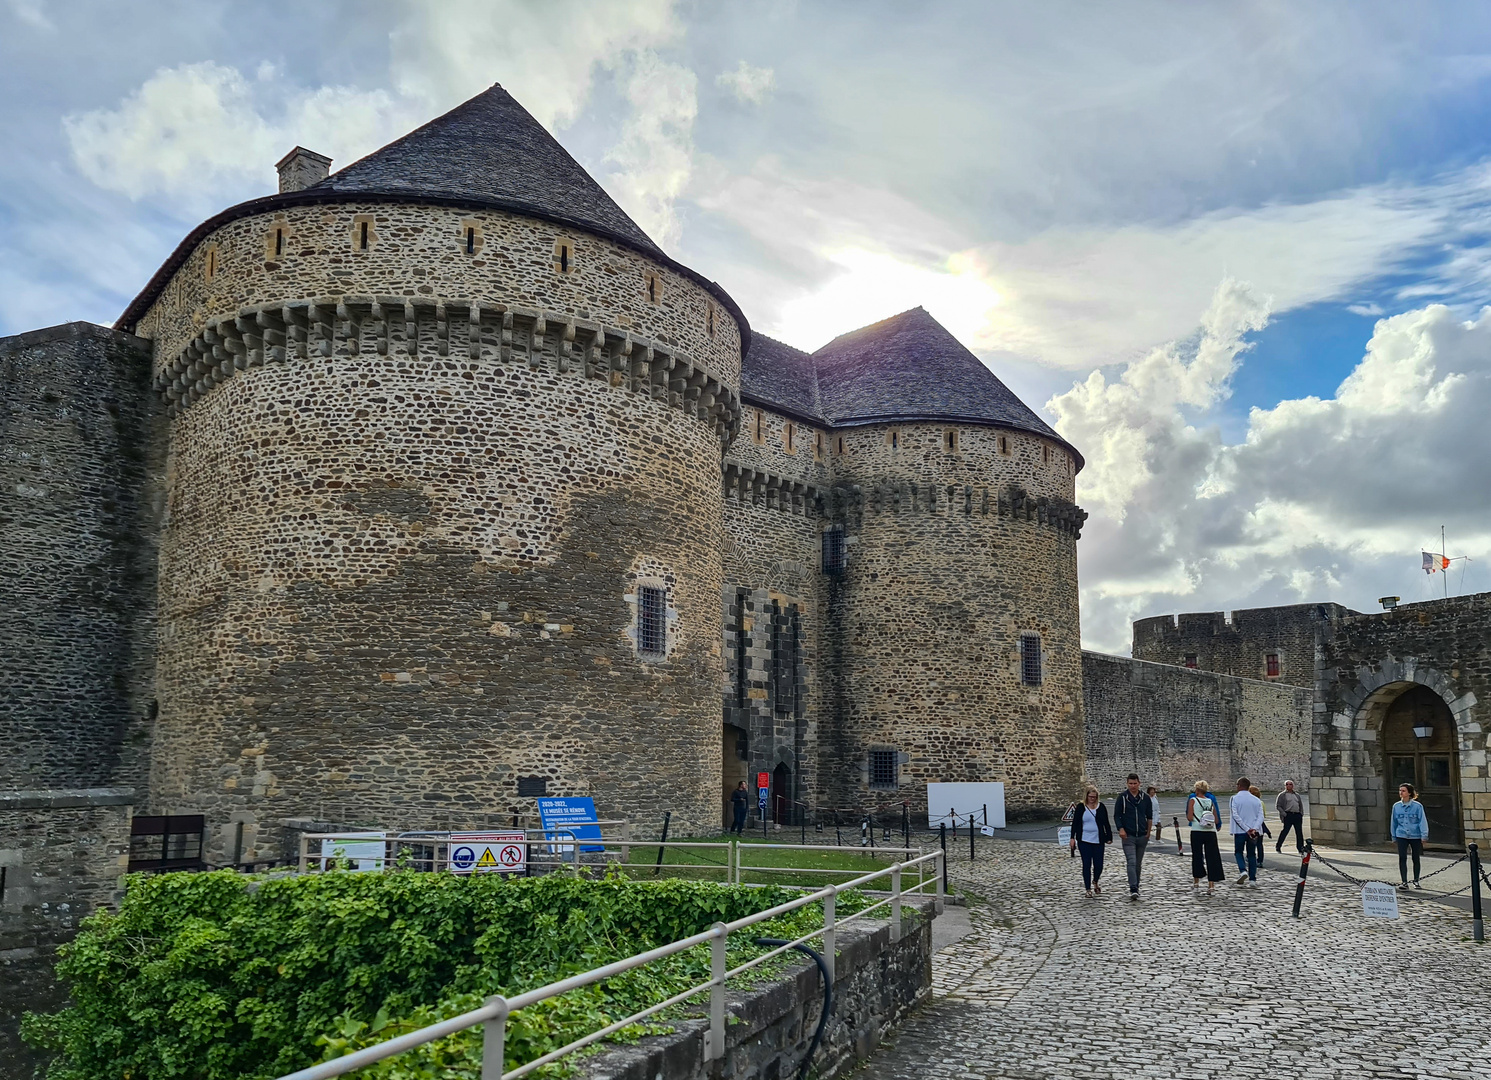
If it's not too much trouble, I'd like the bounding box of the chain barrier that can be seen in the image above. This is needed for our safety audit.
[1304,846,1477,895]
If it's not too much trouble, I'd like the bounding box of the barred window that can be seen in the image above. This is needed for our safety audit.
[822,526,846,576]
[869,750,899,789]
[637,585,667,657]
[1020,633,1043,686]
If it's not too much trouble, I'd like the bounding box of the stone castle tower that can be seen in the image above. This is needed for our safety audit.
[2,84,1087,861]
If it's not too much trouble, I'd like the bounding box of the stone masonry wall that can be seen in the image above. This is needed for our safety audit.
[0,789,133,1080]
[0,323,162,792]
[140,202,741,859]
[1312,594,1491,848]
[1082,651,1310,793]
[1133,602,1356,688]
[579,898,934,1080]
[819,424,1085,820]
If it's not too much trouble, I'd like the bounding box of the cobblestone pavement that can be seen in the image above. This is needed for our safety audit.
[854,835,1490,1079]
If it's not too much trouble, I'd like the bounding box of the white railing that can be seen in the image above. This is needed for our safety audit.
[273,849,944,1080]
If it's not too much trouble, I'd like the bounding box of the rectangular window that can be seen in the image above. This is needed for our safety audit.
[637,585,667,657]
[517,776,548,797]
[772,601,798,717]
[822,526,847,576]
[814,431,824,460]
[1265,653,1280,678]
[127,815,207,873]
[783,422,794,452]
[1184,654,1198,669]
[869,750,899,789]
[945,428,958,452]
[1020,633,1043,686]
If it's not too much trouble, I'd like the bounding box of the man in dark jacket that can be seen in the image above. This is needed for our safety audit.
[730,781,750,835]
[1113,773,1153,900]
[1275,780,1304,853]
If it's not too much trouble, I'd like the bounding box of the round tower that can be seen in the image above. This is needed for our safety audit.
[120,86,746,857]
[811,309,1086,819]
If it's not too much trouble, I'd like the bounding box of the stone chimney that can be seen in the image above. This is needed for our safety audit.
[275,147,332,193]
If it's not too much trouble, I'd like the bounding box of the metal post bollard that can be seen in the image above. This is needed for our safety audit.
[708,923,727,1060]
[969,811,975,862]
[1292,838,1312,918]
[939,822,947,890]
[935,849,945,913]
[480,996,508,1080]
[822,885,837,983]
[891,864,902,942]
[1469,843,1484,943]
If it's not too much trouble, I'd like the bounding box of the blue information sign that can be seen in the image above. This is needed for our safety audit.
[536,796,604,852]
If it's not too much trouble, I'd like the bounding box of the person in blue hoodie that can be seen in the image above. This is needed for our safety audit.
[1392,783,1430,890]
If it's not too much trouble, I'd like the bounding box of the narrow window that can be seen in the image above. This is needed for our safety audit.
[1265,653,1281,678]
[1043,444,1051,463]
[946,429,958,452]
[814,432,824,460]
[560,244,569,273]
[208,251,216,277]
[1020,633,1043,686]
[637,585,667,657]
[836,436,845,455]
[889,429,899,450]
[646,273,659,303]
[466,227,475,254]
[274,228,283,257]
[1184,654,1198,669]
[753,410,764,444]
[999,435,1010,455]
[359,221,369,250]
[783,422,794,452]
[707,303,716,338]
[869,750,899,789]
[822,526,847,576]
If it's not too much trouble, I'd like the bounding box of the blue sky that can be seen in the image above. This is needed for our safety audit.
[5,0,1491,650]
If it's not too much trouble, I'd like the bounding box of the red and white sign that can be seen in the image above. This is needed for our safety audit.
[757,771,770,790]
[448,831,526,875]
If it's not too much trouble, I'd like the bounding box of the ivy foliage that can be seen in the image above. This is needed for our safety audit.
[23,869,864,1080]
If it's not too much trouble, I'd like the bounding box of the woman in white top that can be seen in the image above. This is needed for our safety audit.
[1068,785,1113,896]
[1186,780,1226,895]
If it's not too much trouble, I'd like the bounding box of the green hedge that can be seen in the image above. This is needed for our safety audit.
[23,869,861,1080]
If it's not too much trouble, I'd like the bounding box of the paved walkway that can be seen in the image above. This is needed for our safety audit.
[853,834,1489,1080]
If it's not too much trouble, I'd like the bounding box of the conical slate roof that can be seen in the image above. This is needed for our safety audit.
[740,307,1081,467]
[118,85,745,344]
[314,85,664,258]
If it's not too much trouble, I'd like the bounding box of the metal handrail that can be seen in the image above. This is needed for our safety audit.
[274,849,943,1080]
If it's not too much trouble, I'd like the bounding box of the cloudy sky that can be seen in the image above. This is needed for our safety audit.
[5,0,1491,652]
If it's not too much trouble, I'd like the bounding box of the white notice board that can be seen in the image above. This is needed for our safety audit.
[318,832,387,872]
[927,782,1006,829]
[1361,881,1399,918]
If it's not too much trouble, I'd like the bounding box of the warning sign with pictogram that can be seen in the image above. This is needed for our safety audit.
[447,831,526,875]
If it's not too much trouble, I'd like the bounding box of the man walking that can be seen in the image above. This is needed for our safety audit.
[730,781,750,836]
[1229,777,1265,886]
[1275,780,1304,853]
[1113,773,1153,900]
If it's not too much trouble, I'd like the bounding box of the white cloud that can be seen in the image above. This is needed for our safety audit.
[716,60,774,104]
[6,0,51,30]
[605,51,697,248]
[1050,290,1491,652]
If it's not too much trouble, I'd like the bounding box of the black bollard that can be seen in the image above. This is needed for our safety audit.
[939,822,948,894]
[983,804,988,827]
[903,802,910,850]
[970,811,976,862]
[1292,838,1312,917]
[801,806,806,846]
[653,811,671,877]
[1470,843,1484,943]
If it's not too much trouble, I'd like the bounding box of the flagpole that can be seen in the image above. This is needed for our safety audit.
[1442,525,1448,600]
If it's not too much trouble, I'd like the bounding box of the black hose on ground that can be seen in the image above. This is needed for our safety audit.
[753,936,832,1080]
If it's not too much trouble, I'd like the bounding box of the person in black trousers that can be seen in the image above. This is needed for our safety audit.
[1275,780,1305,854]
[1068,785,1113,896]
[729,781,749,835]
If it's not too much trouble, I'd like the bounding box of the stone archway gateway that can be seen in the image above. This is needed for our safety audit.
[1377,685,1462,848]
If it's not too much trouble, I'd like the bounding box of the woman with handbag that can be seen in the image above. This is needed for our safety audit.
[1068,785,1113,896]
[1187,780,1226,896]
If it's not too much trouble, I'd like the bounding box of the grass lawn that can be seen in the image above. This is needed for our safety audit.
[618,832,935,890]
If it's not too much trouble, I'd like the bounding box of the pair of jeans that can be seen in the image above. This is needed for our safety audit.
[1276,812,1303,852]
[1121,834,1148,893]
[1077,840,1105,890]
[1396,836,1423,883]
[1233,834,1258,880]
[1190,831,1224,882]
[731,807,747,835]
[1248,832,1265,869]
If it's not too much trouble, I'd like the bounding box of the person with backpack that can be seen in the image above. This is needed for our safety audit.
[1392,783,1430,890]
[1068,785,1113,897]
[1113,773,1153,900]
[1186,780,1225,896]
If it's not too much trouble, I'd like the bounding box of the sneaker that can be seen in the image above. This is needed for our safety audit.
[1236,874,1249,885]
[1130,891,1140,901]
[1397,882,1409,891]
[1413,881,1422,890]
